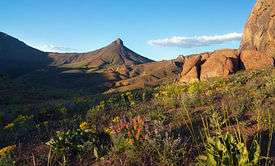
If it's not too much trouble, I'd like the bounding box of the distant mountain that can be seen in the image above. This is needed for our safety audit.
[0,33,156,92]
[49,38,153,70]
[0,32,50,77]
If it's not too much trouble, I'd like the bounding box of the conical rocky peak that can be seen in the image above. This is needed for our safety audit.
[109,38,124,47]
[115,38,123,45]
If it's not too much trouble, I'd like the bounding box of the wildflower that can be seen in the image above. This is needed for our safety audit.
[4,123,14,130]
[135,127,142,140]
[79,122,89,130]
[104,128,115,135]
[126,138,134,145]
[112,116,120,123]
[0,145,16,156]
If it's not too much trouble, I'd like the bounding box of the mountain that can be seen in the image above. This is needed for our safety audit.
[0,32,50,77]
[1,0,275,92]
[0,32,153,78]
[49,38,153,71]
[0,34,156,92]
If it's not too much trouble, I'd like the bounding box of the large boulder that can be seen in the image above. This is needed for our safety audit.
[179,55,202,82]
[240,0,275,58]
[200,49,239,80]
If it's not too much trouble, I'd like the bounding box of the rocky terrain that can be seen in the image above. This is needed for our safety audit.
[178,0,275,83]
[240,0,275,57]
[0,0,274,165]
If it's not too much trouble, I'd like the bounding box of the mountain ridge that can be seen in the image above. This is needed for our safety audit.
[49,38,153,70]
[0,32,50,77]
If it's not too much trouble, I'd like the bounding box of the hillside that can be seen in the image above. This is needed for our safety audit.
[1,67,274,165]
[0,0,275,165]
[0,32,50,77]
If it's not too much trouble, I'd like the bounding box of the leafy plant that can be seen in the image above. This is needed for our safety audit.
[197,133,260,166]
[107,115,145,146]
[46,126,112,164]
[0,145,16,166]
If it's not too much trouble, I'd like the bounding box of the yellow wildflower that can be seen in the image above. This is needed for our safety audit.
[104,128,114,135]
[79,122,89,130]
[0,145,16,156]
[4,123,14,129]
[112,116,120,123]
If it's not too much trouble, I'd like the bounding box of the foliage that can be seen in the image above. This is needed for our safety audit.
[197,134,260,166]
[106,116,145,146]
[0,145,16,166]
[46,125,112,164]
[154,83,187,107]
[143,128,188,166]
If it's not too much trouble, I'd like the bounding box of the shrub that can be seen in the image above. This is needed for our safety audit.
[144,132,188,166]
[154,84,187,107]
[197,133,260,166]
[188,82,207,95]
[46,125,112,164]
[0,145,16,166]
[107,115,145,147]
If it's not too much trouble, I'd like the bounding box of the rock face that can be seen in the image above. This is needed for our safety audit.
[200,49,239,80]
[179,49,240,82]
[239,0,275,69]
[240,50,274,70]
[179,0,275,82]
[240,0,275,57]
[179,55,201,82]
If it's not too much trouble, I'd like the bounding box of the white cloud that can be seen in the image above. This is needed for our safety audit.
[148,32,243,48]
[31,44,78,53]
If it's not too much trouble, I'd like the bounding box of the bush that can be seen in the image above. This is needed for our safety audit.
[188,82,207,95]
[144,132,188,166]
[154,84,187,107]
[0,145,16,166]
[46,126,112,165]
[197,133,260,166]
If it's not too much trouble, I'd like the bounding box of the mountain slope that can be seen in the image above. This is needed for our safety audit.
[0,32,50,77]
[0,33,156,93]
[49,38,153,70]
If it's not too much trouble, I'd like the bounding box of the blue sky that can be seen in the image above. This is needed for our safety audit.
[0,0,255,60]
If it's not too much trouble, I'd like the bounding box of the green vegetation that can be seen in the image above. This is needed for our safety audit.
[46,123,112,165]
[0,145,16,166]
[0,68,274,165]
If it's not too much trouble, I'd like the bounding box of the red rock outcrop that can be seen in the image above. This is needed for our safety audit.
[179,0,275,83]
[240,50,274,70]
[240,0,275,57]
[179,55,202,82]
[179,49,240,82]
[239,0,275,69]
[200,49,239,80]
